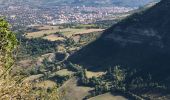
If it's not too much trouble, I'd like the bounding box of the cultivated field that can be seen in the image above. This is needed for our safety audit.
[88,92,128,100]
[36,25,59,30]
[26,25,104,39]
[59,77,93,100]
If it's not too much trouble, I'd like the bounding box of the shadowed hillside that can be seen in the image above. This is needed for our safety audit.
[69,0,170,80]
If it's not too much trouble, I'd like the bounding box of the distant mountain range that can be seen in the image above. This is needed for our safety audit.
[0,0,159,7]
[73,0,160,7]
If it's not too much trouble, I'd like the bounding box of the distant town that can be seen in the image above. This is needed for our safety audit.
[0,3,135,26]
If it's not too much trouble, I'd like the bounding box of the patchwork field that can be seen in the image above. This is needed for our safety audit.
[26,25,104,39]
[59,77,93,100]
[88,92,128,100]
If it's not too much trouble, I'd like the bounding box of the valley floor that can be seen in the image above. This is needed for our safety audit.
[59,77,93,100]
[59,77,128,100]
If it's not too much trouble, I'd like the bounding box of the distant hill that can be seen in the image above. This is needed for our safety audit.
[0,0,159,7]
[111,0,160,7]
[72,0,159,7]
[69,0,170,81]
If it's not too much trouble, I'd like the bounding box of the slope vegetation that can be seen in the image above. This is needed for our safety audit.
[69,0,170,81]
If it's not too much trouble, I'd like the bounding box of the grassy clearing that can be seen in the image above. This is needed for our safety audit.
[72,29,104,35]
[74,24,98,28]
[17,59,34,68]
[26,25,104,38]
[88,92,128,100]
[43,34,65,41]
[54,69,75,76]
[59,77,93,100]
[36,25,59,30]
[22,74,44,83]
[26,29,60,38]
[86,71,106,78]
[35,80,57,89]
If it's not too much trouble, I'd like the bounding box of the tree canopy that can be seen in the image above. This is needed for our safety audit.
[0,18,18,77]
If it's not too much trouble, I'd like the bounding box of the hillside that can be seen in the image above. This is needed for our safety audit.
[73,0,159,7]
[69,0,170,81]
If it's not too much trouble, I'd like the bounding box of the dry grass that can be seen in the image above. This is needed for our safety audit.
[86,71,106,78]
[22,74,44,83]
[26,25,104,38]
[37,25,59,30]
[43,34,65,41]
[0,79,35,99]
[53,69,75,76]
[17,59,34,68]
[73,29,104,35]
[26,30,59,38]
[35,80,57,89]
[37,53,55,63]
[88,92,128,100]
[59,77,93,100]
[0,76,61,100]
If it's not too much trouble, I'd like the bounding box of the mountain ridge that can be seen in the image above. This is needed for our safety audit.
[0,0,159,7]
[69,0,170,81]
